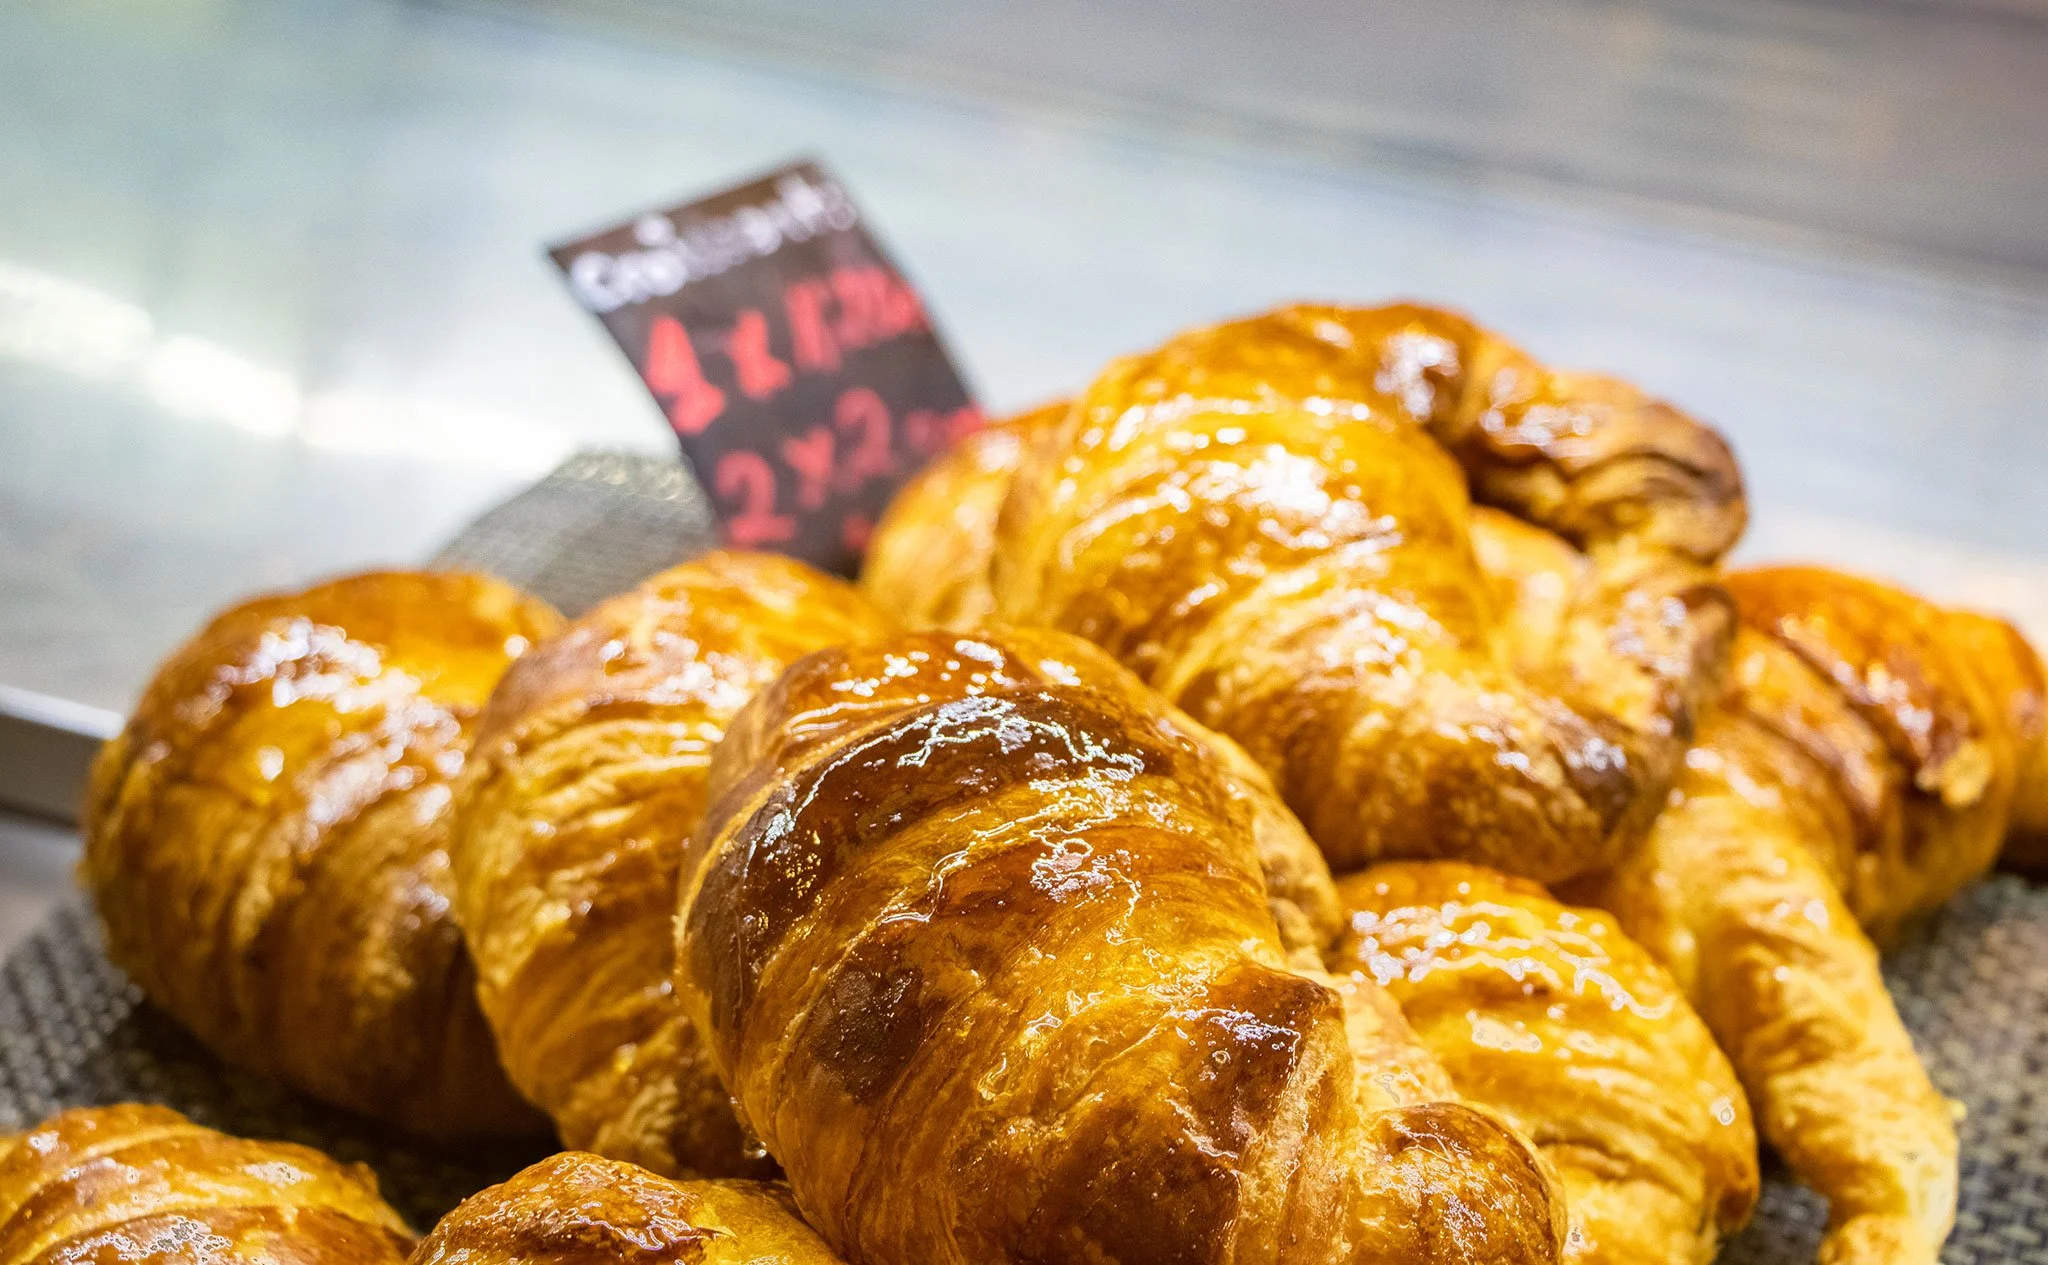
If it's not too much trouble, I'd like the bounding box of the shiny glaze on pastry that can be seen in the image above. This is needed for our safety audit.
[1722,566,2048,936]
[448,552,888,1176]
[82,572,561,1136]
[1573,567,2048,1265]
[0,1105,412,1265]
[871,302,1742,882]
[1330,862,1757,1265]
[679,626,1567,1264]
[411,1152,842,1265]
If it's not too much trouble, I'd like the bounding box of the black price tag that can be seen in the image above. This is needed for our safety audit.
[549,159,982,575]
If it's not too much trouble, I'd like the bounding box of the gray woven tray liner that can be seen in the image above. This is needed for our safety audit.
[3,450,2043,1261]
[430,449,720,617]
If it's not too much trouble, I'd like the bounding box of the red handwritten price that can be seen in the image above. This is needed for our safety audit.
[902,404,984,457]
[713,450,795,547]
[781,425,833,510]
[708,389,981,552]
[784,264,927,375]
[834,387,893,487]
[641,265,933,439]
[643,315,725,436]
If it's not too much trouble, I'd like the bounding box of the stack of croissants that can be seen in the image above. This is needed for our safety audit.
[7,303,2044,1265]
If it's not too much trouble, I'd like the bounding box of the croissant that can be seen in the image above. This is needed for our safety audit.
[412,1152,842,1265]
[1570,566,2048,1265]
[1327,862,1757,1265]
[447,551,889,1176]
[867,302,1744,883]
[0,1105,413,1265]
[82,571,562,1136]
[862,401,1065,630]
[678,624,1567,1264]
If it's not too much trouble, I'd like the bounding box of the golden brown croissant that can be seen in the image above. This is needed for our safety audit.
[82,571,562,1136]
[1571,567,2048,1265]
[412,1152,842,1265]
[448,551,889,1176]
[678,625,1567,1264]
[0,1105,413,1265]
[869,303,1743,883]
[1327,862,1757,1265]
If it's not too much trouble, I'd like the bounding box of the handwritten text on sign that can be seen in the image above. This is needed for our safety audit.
[549,161,980,574]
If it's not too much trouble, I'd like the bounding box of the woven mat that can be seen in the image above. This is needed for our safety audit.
[429,449,719,614]
[3,450,2044,1261]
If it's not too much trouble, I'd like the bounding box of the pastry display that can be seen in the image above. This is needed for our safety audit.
[860,303,2048,1264]
[46,300,2048,1265]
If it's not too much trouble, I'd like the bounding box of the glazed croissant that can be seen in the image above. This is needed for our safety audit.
[1574,567,2048,1265]
[0,1105,413,1265]
[868,303,1744,884]
[414,1152,842,1265]
[1327,862,1757,1265]
[448,551,889,1176]
[678,625,1567,1264]
[82,571,562,1136]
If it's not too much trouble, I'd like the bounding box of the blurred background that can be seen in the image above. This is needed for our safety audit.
[4,0,2046,946]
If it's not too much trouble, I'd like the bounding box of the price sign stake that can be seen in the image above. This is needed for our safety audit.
[549,159,981,575]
